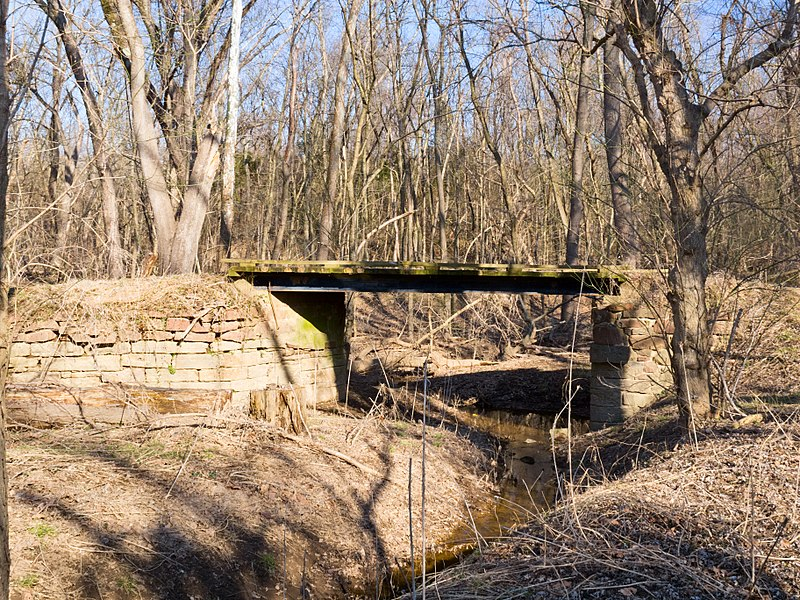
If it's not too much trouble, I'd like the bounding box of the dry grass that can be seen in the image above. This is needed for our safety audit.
[402,406,800,599]
[8,275,257,332]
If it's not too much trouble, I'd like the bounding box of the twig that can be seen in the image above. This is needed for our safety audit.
[278,430,402,486]
[408,457,417,600]
[165,424,203,498]
[748,516,790,599]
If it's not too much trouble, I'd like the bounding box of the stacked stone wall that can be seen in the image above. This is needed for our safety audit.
[590,299,734,429]
[590,302,672,429]
[6,288,347,423]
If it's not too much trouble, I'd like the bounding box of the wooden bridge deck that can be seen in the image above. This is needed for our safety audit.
[225,260,624,295]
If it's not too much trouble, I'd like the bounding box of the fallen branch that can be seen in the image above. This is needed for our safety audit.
[413,298,484,347]
[278,430,402,486]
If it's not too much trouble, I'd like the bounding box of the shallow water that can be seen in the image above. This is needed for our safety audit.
[382,407,587,597]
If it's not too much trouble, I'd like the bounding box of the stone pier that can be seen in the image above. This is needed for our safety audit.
[589,302,672,429]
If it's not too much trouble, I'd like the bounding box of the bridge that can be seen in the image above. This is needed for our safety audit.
[224,260,624,296]
[224,261,664,430]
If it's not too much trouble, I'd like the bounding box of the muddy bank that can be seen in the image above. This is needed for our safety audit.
[6,408,496,599]
[400,403,800,599]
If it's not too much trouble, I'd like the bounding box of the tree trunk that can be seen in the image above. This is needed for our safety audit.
[110,0,175,266]
[220,0,242,258]
[665,159,712,422]
[0,0,12,593]
[561,1,594,322]
[603,27,638,266]
[167,131,221,273]
[318,0,364,260]
[273,25,299,257]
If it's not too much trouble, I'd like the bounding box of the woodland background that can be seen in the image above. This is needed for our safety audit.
[3,0,798,282]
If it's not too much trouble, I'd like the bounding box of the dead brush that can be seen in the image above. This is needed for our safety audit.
[8,275,259,336]
[400,414,800,600]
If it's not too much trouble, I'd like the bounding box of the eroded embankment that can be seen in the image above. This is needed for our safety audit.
[7,409,495,599]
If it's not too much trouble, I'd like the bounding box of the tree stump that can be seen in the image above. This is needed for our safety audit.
[249,388,306,434]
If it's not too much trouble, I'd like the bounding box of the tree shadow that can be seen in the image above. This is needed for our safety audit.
[10,423,400,599]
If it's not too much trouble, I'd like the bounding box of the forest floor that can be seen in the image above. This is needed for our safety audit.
[7,284,800,600]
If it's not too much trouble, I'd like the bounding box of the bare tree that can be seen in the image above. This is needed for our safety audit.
[603,7,637,266]
[100,0,253,273]
[318,0,365,260]
[220,0,243,258]
[38,0,126,278]
[562,0,596,321]
[0,0,11,593]
[618,0,799,422]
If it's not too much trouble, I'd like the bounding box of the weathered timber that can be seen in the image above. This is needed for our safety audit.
[225,260,624,295]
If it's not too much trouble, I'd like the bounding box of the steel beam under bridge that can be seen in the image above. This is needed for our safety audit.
[225,260,624,296]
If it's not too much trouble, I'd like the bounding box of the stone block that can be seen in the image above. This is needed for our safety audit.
[180,332,215,343]
[173,354,220,370]
[24,319,59,332]
[9,371,49,384]
[622,391,655,408]
[223,309,246,321]
[209,341,242,353]
[621,304,657,318]
[606,302,634,313]
[191,322,211,333]
[166,317,191,331]
[221,329,247,342]
[65,328,92,344]
[217,351,269,368]
[173,342,210,354]
[157,369,199,383]
[590,404,624,426]
[631,335,668,351]
[593,323,627,346]
[212,321,240,333]
[58,341,86,357]
[199,367,248,382]
[117,329,143,342]
[49,355,122,372]
[122,354,172,368]
[242,338,278,350]
[590,344,631,364]
[113,342,132,354]
[591,308,617,324]
[10,356,40,370]
[143,330,174,341]
[101,370,140,384]
[10,342,30,358]
[591,362,623,378]
[589,381,623,407]
[19,329,57,343]
[28,342,58,357]
[625,327,648,336]
[621,379,658,394]
[131,340,179,354]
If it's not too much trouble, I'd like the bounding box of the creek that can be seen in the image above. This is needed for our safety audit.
[383,406,588,597]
